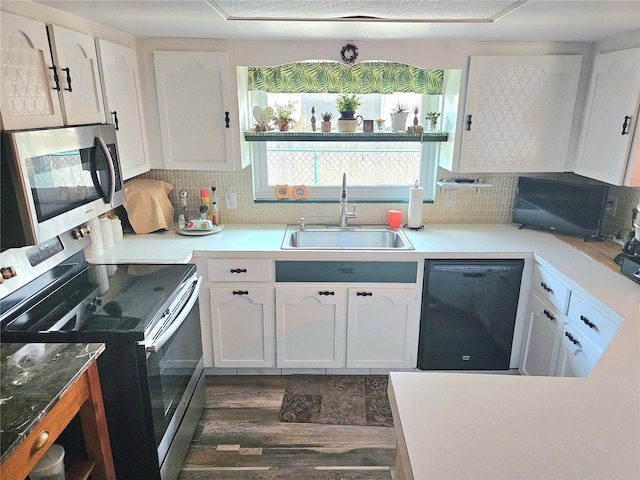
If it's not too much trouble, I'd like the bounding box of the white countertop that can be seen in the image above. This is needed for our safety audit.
[88,223,640,479]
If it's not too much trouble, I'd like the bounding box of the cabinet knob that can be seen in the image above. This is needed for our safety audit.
[318,291,335,296]
[622,115,631,135]
[225,111,230,128]
[30,430,50,455]
[230,268,247,273]
[466,114,473,131]
[356,291,373,296]
[232,290,249,295]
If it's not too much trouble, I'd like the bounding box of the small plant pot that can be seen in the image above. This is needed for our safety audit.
[390,112,410,132]
[321,121,332,133]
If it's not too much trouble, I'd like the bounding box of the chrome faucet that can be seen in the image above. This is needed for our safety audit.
[339,173,357,227]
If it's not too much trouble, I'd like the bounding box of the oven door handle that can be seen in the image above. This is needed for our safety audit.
[145,276,202,353]
[96,136,116,204]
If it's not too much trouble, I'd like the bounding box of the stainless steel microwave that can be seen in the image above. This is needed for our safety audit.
[1,124,125,250]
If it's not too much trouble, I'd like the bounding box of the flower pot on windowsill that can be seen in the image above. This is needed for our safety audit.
[390,112,410,132]
[337,112,362,132]
[321,121,332,133]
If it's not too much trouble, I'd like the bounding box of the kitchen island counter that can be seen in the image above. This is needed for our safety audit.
[87,223,640,479]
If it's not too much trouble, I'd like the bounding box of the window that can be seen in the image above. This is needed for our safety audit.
[246,62,445,202]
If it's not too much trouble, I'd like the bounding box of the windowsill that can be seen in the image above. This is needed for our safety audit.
[253,198,434,204]
[244,131,448,142]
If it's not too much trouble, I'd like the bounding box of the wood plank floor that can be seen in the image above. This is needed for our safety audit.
[179,375,397,480]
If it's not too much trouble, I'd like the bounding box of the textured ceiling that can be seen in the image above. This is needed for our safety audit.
[207,0,528,22]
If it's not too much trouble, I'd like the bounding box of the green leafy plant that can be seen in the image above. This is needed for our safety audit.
[425,112,441,128]
[391,102,409,113]
[273,101,297,120]
[335,94,361,113]
[321,111,334,121]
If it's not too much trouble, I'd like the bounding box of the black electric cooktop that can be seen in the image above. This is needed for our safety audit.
[0,262,196,342]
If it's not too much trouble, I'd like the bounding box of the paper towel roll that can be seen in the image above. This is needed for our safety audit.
[84,216,103,258]
[408,182,424,228]
[100,216,114,248]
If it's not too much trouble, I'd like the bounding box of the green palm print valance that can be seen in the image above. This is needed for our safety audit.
[248,62,443,95]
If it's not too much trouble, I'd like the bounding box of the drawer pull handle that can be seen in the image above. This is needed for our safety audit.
[622,115,631,135]
[318,291,335,296]
[543,309,555,321]
[61,67,72,92]
[232,290,249,295]
[230,268,247,274]
[580,315,597,330]
[31,430,50,455]
[49,65,60,91]
[466,114,473,131]
[540,281,553,293]
[356,291,373,296]
[565,331,581,346]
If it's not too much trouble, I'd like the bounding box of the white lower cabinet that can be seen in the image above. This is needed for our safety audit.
[556,325,600,378]
[276,287,348,368]
[275,285,420,369]
[347,287,419,368]
[210,286,275,367]
[520,292,563,376]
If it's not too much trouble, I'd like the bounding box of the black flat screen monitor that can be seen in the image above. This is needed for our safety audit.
[513,177,609,240]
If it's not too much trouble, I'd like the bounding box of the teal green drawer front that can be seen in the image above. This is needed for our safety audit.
[275,261,417,283]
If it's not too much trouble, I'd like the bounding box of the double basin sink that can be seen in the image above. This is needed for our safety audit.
[282,225,414,250]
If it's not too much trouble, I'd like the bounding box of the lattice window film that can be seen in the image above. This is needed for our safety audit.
[266,142,421,187]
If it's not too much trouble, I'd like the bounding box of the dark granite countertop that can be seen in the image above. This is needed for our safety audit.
[0,342,105,463]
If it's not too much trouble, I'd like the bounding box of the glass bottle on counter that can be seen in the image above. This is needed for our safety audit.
[200,189,214,222]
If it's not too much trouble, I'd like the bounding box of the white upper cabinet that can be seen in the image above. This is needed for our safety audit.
[457,55,582,173]
[47,24,106,125]
[574,48,640,186]
[0,12,63,129]
[96,39,149,180]
[153,51,241,170]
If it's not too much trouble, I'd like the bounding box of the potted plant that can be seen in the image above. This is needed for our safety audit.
[390,102,410,132]
[321,111,333,133]
[335,94,362,132]
[425,112,441,131]
[272,100,297,131]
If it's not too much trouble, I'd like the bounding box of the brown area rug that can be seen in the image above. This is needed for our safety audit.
[278,375,393,427]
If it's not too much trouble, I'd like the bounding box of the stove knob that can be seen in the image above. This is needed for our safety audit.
[72,228,84,239]
[1,266,17,279]
[81,225,92,236]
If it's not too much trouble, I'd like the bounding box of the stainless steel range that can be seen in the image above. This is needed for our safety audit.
[0,231,204,480]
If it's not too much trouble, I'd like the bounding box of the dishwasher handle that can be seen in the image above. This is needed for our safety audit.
[433,265,520,274]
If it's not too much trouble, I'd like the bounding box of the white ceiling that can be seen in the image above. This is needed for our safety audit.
[33,0,640,42]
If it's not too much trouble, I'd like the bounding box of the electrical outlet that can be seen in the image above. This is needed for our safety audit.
[445,190,456,207]
[225,192,238,210]
[605,196,618,217]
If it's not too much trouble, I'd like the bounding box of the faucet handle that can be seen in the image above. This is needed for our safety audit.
[299,217,306,230]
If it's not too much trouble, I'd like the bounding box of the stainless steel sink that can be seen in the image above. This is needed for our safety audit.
[282,225,414,250]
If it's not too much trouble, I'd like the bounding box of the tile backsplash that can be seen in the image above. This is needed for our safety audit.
[136,167,639,238]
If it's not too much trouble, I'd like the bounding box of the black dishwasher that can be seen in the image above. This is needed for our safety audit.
[418,259,524,370]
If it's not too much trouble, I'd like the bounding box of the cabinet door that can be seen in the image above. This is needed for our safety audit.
[347,287,419,368]
[96,39,149,180]
[276,287,347,368]
[575,48,640,186]
[520,293,563,376]
[210,286,275,367]
[556,326,600,377]
[459,55,582,172]
[48,25,105,125]
[0,12,63,129]
[153,51,239,170]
